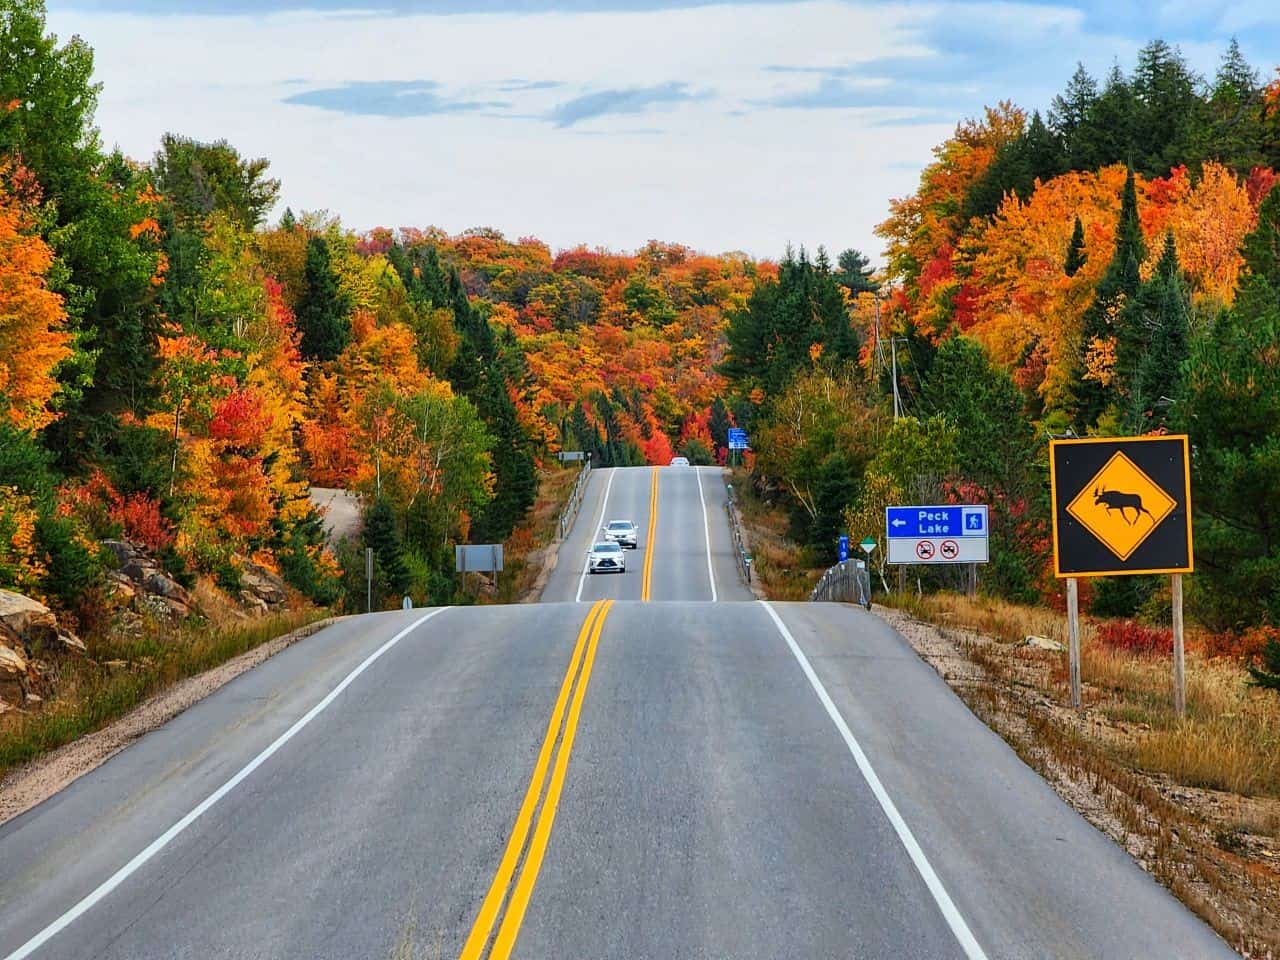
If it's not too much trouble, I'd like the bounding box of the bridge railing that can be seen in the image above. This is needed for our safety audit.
[556,460,592,541]
[810,560,872,609]
[724,480,752,584]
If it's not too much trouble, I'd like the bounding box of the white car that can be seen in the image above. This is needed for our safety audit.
[669,456,690,466]
[603,519,638,549]
[588,541,626,574]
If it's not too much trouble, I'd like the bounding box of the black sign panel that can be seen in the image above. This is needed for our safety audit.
[1049,435,1193,578]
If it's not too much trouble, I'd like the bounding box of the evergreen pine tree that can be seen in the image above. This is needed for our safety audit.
[1049,63,1099,163]
[296,236,351,361]
[1177,187,1280,629]
[1064,216,1087,277]
[363,497,410,603]
[1205,38,1265,172]
[836,248,878,295]
[1075,166,1146,428]
[1072,62,1137,171]
[1125,232,1189,432]
[1131,40,1205,176]
[1247,637,1280,694]
[708,397,733,454]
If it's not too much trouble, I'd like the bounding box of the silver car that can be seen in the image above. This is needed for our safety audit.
[587,541,626,574]
[603,519,638,549]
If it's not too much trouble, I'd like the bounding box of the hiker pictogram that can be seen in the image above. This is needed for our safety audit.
[1066,452,1175,561]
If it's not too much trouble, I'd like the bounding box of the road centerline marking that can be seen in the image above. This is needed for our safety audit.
[758,601,989,960]
[457,600,609,960]
[695,466,717,602]
[3,607,449,960]
[641,468,659,601]
[575,469,617,603]
[488,598,613,959]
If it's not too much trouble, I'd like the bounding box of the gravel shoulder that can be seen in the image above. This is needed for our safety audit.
[0,616,343,826]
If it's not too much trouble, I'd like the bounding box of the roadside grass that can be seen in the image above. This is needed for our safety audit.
[728,469,822,600]
[880,592,1280,955]
[466,464,581,605]
[0,607,324,780]
[887,591,1280,800]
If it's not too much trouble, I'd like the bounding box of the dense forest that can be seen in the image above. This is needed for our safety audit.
[727,40,1280,634]
[0,1,764,619]
[2,0,1279,637]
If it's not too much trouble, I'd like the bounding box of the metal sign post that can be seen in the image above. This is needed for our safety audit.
[365,547,374,613]
[1067,577,1081,709]
[1049,435,1194,715]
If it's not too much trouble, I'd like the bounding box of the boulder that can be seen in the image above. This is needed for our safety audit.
[240,564,288,608]
[1025,635,1066,653]
[143,595,190,620]
[0,642,28,705]
[120,559,158,583]
[102,539,139,568]
[0,589,59,649]
[58,629,87,655]
[144,572,189,603]
[106,571,137,601]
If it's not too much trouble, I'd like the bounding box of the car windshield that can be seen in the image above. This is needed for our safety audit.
[593,542,621,553]
[607,521,632,530]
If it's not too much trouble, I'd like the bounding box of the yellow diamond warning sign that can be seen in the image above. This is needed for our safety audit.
[1066,453,1176,560]
[1050,435,1192,577]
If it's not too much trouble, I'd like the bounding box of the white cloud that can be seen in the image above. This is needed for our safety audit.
[43,1,1280,263]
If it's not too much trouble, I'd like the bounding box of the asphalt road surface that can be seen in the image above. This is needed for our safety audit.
[0,466,1237,959]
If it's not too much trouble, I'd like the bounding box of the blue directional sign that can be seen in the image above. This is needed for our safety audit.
[727,427,749,451]
[838,534,849,562]
[886,504,989,565]
[886,505,987,537]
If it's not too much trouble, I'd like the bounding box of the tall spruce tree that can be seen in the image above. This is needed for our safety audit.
[1074,166,1146,427]
[296,236,351,361]
[1125,232,1189,433]
[1177,187,1280,629]
[1049,63,1099,164]
[1064,216,1087,277]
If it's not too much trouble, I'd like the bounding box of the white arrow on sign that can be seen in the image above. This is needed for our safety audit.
[891,518,907,528]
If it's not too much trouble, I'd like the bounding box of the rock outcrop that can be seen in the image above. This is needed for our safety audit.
[102,540,194,619]
[0,589,77,708]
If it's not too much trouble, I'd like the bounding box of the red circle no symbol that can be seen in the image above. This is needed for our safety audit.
[940,540,959,560]
[916,541,935,560]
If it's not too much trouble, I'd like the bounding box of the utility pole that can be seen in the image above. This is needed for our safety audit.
[890,338,902,421]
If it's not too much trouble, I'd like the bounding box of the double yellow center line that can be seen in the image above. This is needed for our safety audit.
[641,467,659,602]
[458,599,614,960]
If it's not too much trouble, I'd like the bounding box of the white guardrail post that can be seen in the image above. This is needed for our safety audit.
[723,480,752,584]
[556,458,592,542]
[809,559,872,610]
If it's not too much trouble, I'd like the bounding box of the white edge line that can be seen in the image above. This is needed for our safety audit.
[575,467,617,603]
[4,607,448,960]
[758,600,989,960]
[695,466,717,602]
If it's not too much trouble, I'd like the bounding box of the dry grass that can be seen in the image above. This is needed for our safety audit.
[464,464,581,605]
[891,591,1280,800]
[728,470,823,601]
[0,607,324,779]
[881,593,1280,957]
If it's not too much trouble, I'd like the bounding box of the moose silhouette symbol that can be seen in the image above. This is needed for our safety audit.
[1094,486,1154,525]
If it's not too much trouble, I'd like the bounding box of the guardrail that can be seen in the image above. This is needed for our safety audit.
[556,460,592,541]
[723,480,752,584]
[810,560,872,609]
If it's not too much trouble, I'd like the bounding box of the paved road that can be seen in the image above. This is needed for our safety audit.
[0,467,1236,959]
[542,465,753,604]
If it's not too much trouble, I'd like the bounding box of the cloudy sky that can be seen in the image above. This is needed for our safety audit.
[47,1,1280,263]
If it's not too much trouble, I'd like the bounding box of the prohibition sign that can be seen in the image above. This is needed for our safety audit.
[940,540,959,560]
[916,540,935,560]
